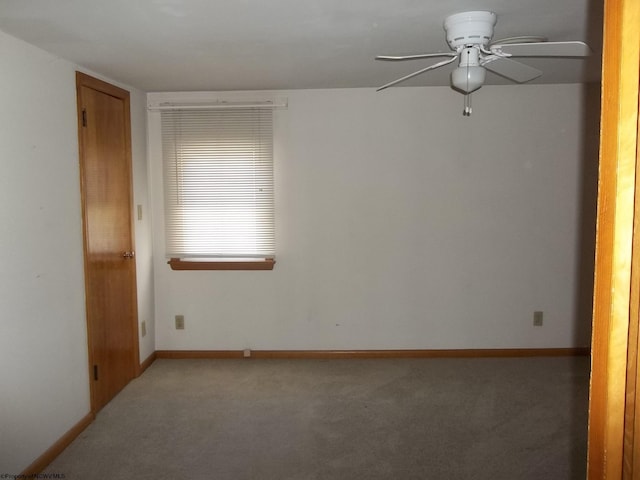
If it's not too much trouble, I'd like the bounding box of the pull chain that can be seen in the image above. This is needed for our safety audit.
[464,52,472,116]
[463,93,472,116]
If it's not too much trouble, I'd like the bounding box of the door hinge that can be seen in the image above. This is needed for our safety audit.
[93,364,98,380]
[82,108,87,127]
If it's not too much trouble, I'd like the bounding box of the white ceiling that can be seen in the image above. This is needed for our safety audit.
[0,0,603,92]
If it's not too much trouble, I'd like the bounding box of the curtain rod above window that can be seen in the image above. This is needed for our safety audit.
[148,100,287,111]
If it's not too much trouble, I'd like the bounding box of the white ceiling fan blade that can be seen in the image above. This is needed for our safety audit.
[376,56,458,91]
[483,57,542,83]
[491,36,547,45]
[376,53,457,61]
[491,41,591,57]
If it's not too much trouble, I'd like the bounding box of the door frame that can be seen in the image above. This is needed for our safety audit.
[588,0,640,477]
[75,71,140,413]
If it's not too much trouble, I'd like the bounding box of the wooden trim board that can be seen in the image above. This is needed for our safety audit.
[587,0,640,477]
[139,351,157,375]
[20,412,94,476]
[168,258,275,271]
[20,351,157,475]
[156,348,590,360]
[157,350,246,359]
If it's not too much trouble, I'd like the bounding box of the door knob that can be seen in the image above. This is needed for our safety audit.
[123,251,135,259]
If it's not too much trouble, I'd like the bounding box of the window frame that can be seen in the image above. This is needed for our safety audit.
[154,99,282,271]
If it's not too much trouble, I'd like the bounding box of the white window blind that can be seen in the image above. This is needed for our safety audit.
[161,107,274,259]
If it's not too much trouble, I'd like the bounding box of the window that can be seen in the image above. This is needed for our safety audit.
[161,106,275,270]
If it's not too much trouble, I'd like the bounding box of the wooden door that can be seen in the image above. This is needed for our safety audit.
[587,0,640,477]
[76,72,139,413]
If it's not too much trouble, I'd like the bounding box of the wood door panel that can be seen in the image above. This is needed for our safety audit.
[82,88,130,255]
[86,260,135,407]
[77,73,138,413]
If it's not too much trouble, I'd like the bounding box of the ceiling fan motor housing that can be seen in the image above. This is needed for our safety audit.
[444,11,497,50]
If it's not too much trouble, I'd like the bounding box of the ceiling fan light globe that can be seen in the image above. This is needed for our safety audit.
[451,66,485,93]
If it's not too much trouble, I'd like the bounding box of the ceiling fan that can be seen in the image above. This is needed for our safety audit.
[375,11,591,115]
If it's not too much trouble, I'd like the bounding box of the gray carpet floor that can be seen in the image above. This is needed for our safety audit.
[44,357,589,479]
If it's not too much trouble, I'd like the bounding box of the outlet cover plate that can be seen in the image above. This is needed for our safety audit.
[533,311,543,327]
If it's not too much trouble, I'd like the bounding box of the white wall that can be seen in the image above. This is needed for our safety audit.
[0,30,153,473]
[149,84,598,351]
[130,85,155,363]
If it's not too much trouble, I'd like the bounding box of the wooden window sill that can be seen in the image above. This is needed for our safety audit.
[168,258,275,271]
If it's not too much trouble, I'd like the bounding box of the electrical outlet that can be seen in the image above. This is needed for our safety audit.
[141,321,146,337]
[533,311,544,327]
[175,315,185,330]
